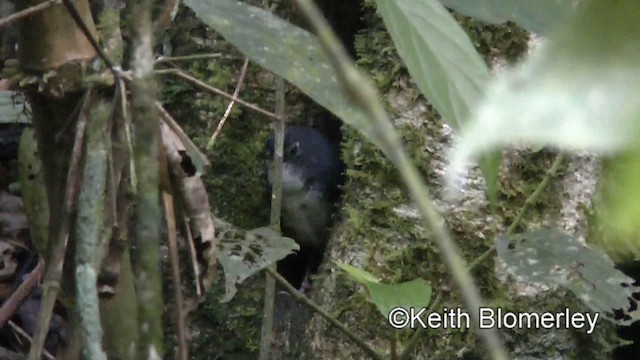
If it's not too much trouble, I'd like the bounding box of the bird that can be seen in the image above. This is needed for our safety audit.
[264,126,344,291]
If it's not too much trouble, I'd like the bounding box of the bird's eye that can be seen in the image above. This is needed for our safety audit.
[287,142,300,157]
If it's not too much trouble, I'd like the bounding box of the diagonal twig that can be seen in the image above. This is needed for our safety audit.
[9,320,56,360]
[206,58,250,149]
[61,0,120,78]
[0,261,44,328]
[0,0,61,29]
[155,68,281,121]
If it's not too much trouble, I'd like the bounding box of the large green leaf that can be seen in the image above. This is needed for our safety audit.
[376,0,498,202]
[497,230,638,325]
[377,0,490,130]
[337,262,432,318]
[439,0,584,34]
[592,151,640,264]
[183,0,383,152]
[448,1,640,184]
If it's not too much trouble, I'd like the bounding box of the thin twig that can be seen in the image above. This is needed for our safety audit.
[155,54,222,64]
[155,69,281,120]
[9,320,56,360]
[182,209,202,297]
[163,192,189,360]
[61,0,120,78]
[127,0,165,353]
[206,58,250,149]
[0,261,44,327]
[263,266,384,360]
[259,74,285,360]
[0,0,61,29]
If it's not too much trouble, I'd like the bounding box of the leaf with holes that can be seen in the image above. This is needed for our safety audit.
[215,218,298,302]
[497,230,639,325]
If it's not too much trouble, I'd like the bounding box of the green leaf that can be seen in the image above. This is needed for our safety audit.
[0,91,30,124]
[439,0,584,34]
[214,218,298,302]
[448,1,640,185]
[338,262,432,318]
[375,0,498,203]
[367,279,432,319]
[336,262,380,284]
[592,151,640,264]
[497,230,639,324]
[182,0,384,152]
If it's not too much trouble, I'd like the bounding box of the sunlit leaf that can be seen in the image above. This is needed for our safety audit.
[215,218,298,302]
[439,0,584,34]
[375,0,498,202]
[497,230,639,325]
[367,279,432,319]
[338,262,432,318]
[448,1,640,187]
[592,151,640,264]
[336,262,380,284]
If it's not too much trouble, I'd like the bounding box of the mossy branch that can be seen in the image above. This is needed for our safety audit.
[127,0,164,356]
[293,0,508,359]
[75,99,111,360]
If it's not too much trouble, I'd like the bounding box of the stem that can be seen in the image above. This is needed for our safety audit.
[0,0,61,28]
[127,0,164,356]
[75,100,110,360]
[259,74,286,360]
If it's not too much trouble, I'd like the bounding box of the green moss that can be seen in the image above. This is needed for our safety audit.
[496,149,565,232]
[335,4,606,359]
[158,2,605,359]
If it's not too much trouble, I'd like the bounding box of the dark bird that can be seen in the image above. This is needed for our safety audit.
[264,126,344,291]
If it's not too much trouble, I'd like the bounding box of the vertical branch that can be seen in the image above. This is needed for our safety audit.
[75,100,111,360]
[126,0,164,357]
[28,93,91,360]
[259,76,286,360]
